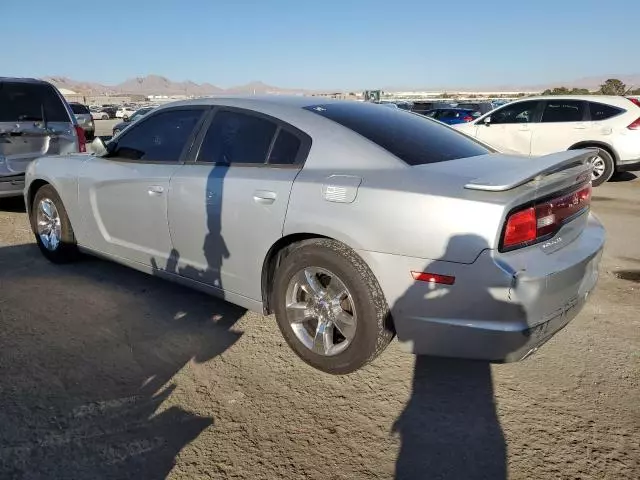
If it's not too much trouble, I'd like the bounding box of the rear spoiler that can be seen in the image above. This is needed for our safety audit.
[464,149,595,192]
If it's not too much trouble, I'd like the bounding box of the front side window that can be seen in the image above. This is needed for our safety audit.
[541,100,585,123]
[197,110,277,164]
[589,102,623,121]
[111,109,203,162]
[489,101,539,124]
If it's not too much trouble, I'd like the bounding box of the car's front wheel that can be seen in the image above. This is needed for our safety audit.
[273,239,394,374]
[31,185,80,263]
[101,114,108,120]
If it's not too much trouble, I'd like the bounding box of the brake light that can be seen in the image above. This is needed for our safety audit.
[502,184,591,250]
[462,116,474,122]
[627,117,640,130]
[627,97,640,108]
[74,125,86,152]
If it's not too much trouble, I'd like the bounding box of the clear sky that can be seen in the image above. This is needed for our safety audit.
[2,0,638,89]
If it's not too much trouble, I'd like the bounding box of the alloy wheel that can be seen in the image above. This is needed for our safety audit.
[285,267,357,356]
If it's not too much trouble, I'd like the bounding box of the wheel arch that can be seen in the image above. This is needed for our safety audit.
[26,179,51,214]
[261,233,331,315]
[568,141,618,164]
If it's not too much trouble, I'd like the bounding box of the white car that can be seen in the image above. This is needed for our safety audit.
[454,95,640,186]
[115,107,137,119]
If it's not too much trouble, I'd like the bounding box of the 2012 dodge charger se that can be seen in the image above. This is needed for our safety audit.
[24,97,604,374]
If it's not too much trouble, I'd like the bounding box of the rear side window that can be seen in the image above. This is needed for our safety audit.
[70,103,89,114]
[112,109,203,162]
[0,82,69,122]
[304,103,491,166]
[268,130,301,165]
[197,110,277,164]
[589,102,623,121]
[541,100,585,123]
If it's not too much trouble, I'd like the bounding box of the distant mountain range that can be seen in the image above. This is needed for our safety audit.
[42,73,640,96]
[42,75,309,96]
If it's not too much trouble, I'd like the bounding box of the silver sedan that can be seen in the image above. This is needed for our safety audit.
[24,97,604,374]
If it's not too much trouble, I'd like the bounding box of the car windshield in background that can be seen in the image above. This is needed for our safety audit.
[70,103,90,114]
[304,103,492,165]
[0,82,69,123]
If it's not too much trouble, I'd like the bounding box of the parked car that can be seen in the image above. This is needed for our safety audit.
[454,95,640,186]
[115,107,137,120]
[411,101,455,115]
[112,106,155,137]
[423,108,481,125]
[24,97,604,374]
[454,102,494,115]
[68,102,95,140]
[0,77,85,199]
[90,106,110,120]
[96,106,117,119]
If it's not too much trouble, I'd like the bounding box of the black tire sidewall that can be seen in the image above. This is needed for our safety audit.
[273,240,392,374]
[591,148,615,187]
[31,185,79,263]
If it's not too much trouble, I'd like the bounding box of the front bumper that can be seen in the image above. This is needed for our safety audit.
[0,174,25,198]
[359,213,605,362]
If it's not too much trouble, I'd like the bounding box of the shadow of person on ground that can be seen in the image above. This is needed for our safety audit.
[393,234,519,480]
[0,243,244,479]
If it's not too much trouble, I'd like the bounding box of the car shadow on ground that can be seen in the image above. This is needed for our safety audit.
[0,244,245,479]
[610,171,637,182]
[0,197,26,212]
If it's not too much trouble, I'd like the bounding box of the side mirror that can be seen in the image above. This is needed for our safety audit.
[483,116,492,126]
[90,136,108,156]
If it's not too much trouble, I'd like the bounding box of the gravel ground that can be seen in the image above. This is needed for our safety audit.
[0,173,638,479]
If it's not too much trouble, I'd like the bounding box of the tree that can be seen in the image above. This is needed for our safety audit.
[599,78,627,95]
[631,87,640,95]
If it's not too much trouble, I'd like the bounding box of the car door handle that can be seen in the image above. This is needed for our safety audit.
[253,190,276,205]
[573,123,587,129]
[148,185,164,196]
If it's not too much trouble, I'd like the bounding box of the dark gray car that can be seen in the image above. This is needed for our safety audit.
[69,102,95,140]
[0,78,84,198]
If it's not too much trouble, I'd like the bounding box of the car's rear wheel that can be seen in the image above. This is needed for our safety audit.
[588,148,615,187]
[31,185,80,263]
[101,114,108,120]
[273,239,394,374]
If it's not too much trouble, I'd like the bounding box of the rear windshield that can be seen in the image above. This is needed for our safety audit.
[304,103,492,165]
[70,103,90,114]
[0,82,70,122]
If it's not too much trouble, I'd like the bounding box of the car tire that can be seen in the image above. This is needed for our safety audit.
[31,185,80,264]
[272,239,394,374]
[587,148,615,187]
[113,129,120,137]
[123,115,129,122]
[101,114,108,120]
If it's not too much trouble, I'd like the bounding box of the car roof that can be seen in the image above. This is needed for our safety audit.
[0,77,53,85]
[509,95,636,108]
[156,95,348,111]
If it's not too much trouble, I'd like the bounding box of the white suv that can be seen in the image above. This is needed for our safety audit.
[454,95,640,186]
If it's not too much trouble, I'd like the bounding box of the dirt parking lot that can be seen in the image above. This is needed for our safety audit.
[0,173,638,479]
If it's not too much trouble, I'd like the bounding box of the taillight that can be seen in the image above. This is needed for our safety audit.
[74,125,86,152]
[462,116,473,122]
[627,117,640,130]
[502,184,591,250]
[627,97,640,108]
